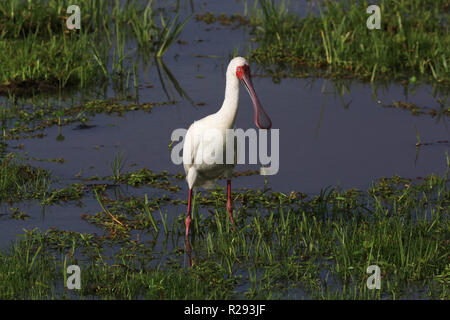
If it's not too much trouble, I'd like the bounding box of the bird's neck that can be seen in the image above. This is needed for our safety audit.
[217,74,240,128]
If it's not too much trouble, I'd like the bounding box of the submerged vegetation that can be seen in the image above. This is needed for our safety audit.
[0,98,175,141]
[0,168,448,299]
[0,154,51,202]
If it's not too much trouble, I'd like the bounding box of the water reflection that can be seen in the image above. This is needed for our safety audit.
[155,57,194,104]
[185,235,192,267]
[56,126,65,142]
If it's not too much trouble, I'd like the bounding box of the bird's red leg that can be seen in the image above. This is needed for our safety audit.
[185,236,192,267]
[226,179,234,225]
[185,188,193,237]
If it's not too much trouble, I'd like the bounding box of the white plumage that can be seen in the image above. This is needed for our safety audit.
[182,56,271,238]
[183,57,244,189]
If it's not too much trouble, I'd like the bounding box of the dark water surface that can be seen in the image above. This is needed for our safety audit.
[1,0,448,249]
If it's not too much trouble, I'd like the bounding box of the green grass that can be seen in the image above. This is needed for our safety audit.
[0,0,188,95]
[0,33,99,93]
[0,231,60,299]
[0,228,236,299]
[247,0,450,85]
[0,153,89,206]
[1,168,448,299]
[0,154,51,202]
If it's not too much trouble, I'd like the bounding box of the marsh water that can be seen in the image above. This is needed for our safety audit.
[0,0,448,276]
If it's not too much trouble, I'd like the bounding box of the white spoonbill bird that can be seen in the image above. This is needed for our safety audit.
[182,56,272,237]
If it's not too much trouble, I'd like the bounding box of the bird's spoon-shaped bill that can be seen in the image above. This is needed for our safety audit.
[241,71,272,130]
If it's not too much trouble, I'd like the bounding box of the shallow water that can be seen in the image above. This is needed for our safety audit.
[1,0,449,256]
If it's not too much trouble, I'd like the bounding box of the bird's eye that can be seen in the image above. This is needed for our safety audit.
[236,66,244,79]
